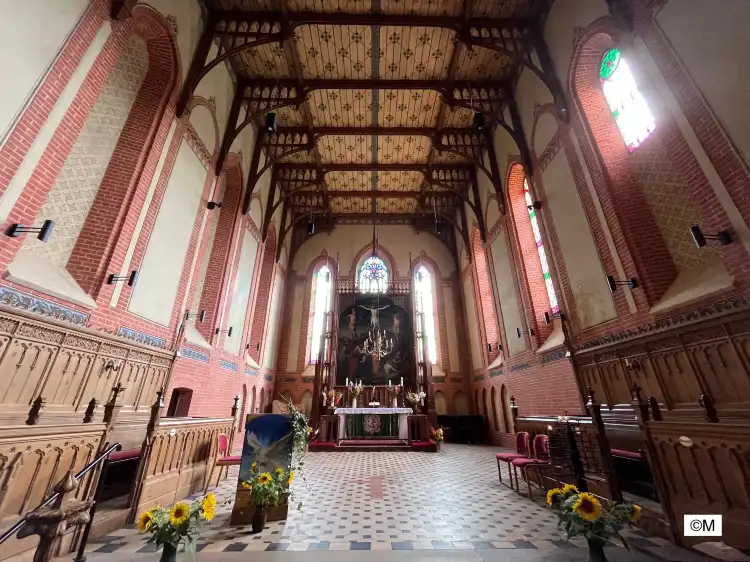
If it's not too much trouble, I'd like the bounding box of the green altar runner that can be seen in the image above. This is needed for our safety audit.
[334,407,412,440]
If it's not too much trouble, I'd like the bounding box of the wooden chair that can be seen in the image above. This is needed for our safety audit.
[495,432,530,488]
[204,433,241,494]
[511,434,550,498]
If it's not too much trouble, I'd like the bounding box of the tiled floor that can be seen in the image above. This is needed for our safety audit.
[78,445,706,560]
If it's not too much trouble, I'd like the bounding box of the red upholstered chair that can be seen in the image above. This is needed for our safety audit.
[496,432,530,488]
[512,434,550,498]
[204,433,241,494]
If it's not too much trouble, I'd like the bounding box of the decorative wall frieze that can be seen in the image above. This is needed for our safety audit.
[541,350,569,364]
[117,326,167,349]
[489,367,504,378]
[183,122,213,168]
[473,374,485,382]
[432,376,446,383]
[263,374,273,381]
[575,295,749,353]
[181,347,209,363]
[301,377,314,384]
[449,377,463,383]
[536,129,565,173]
[245,367,258,376]
[509,362,532,372]
[284,376,296,383]
[0,285,89,325]
[220,359,238,372]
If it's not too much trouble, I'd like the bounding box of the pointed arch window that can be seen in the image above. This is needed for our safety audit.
[358,256,389,293]
[414,266,438,364]
[310,265,332,364]
[524,178,558,313]
[600,47,656,152]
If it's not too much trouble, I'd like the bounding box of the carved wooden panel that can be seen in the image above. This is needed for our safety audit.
[39,349,96,407]
[645,421,750,549]
[688,341,750,405]
[0,426,106,560]
[598,360,631,406]
[648,349,701,408]
[630,356,665,405]
[135,419,233,515]
[579,363,606,404]
[136,366,168,411]
[0,339,57,408]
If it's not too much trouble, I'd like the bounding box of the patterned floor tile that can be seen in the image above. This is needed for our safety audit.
[84,444,698,558]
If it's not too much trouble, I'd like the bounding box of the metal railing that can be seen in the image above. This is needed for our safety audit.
[0,441,122,561]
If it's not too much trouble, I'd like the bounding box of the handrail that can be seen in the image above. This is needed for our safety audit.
[0,442,122,545]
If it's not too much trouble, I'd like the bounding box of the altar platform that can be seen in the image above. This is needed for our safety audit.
[309,406,437,452]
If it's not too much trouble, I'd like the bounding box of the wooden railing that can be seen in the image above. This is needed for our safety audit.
[130,416,234,518]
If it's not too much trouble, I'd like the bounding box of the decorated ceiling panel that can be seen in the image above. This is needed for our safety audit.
[204,0,550,224]
[376,171,423,192]
[379,27,456,81]
[378,90,441,127]
[308,89,374,126]
[296,25,372,80]
[318,134,371,164]
[376,198,419,214]
[326,170,371,192]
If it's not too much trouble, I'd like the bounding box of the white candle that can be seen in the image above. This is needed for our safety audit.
[400,377,403,387]
[346,378,349,386]
[388,380,392,387]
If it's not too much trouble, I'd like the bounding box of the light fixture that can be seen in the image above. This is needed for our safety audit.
[207,201,222,210]
[307,218,315,235]
[690,225,731,248]
[527,200,542,211]
[215,326,233,337]
[265,112,277,134]
[472,111,485,132]
[107,270,139,287]
[606,275,637,293]
[7,219,55,242]
[487,342,502,353]
[497,343,503,352]
[364,327,394,359]
[544,311,566,325]
[185,309,206,323]
[516,327,534,339]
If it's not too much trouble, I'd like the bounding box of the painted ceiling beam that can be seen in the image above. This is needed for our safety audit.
[274,126,474,137]
[241,77,510,93]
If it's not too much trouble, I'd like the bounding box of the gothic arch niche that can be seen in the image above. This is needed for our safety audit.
[350,242,397,282]
[571,24,723,303]
[248,224,277,359]
[491,387,500,431]
[300,390,313,415]
[238,384,248,432]
[259,387,266,413]
[11,7,180,305]
[250,386,257,413]
[471,228,500,364]
[500,384,512,432]
[453,390,469,415]
[193,154,244,344]
[434,390,447,415]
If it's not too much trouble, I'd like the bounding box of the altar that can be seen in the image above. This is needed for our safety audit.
[334,407,412,440]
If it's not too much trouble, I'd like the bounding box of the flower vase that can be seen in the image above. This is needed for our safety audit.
[586,538,608,562]
[159,543,178,562]
[352,397,358,408]
[252,506,268,534]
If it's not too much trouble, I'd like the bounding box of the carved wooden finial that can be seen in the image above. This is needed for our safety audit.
[586,388,597,406]
[54,470,79,497]
[26,396,46,426]
[83,398,98,423]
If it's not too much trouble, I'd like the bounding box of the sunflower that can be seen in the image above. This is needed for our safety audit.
[572,492,601,521]
[288,470,295,485]
[561,484,579,497]
[137,509,154,533]
[251,461,257,471]
[241,480,253,490]
[275,467,285,477]
[257,472,272,485]
[630,504,642,521]
[202,492,217,522]
[546,488,563,505]
[169,502,191,527]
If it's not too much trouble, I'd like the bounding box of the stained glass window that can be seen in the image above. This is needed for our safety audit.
[524,179,559,313]
[358,256,389,293]
[600,47,656,152]
[415,266,438,364]
[310,265,331,363]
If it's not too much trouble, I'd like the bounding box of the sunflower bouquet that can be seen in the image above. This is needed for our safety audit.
[240,461,294,510]
[546,484,641,551]
[136,492,216,558]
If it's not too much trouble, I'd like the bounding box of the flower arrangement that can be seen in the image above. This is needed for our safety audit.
[430,425,444,443]
[405,390,426,406]
[326,388,343,408]
[348,380,363,397]
[386,385,402,398]
[137,493,216,559]
[240,462,293,509]
[277,393,310,511]
[546,484,641,557]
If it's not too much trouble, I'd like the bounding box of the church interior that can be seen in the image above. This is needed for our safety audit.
[0,0,748,560]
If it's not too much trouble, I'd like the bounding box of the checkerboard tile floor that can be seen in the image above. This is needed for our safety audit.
[86,445,688,557]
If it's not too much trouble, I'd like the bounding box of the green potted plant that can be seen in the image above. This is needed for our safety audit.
[241,463,294,533]
[136,493,216,561]
[546,484,642,562]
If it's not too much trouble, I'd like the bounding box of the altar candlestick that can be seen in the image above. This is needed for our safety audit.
[346,378,349,386]
[400,377,403,387]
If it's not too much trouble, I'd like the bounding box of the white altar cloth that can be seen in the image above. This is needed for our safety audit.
[334,407,413,440]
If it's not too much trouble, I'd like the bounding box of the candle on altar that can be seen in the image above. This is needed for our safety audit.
[400,377,403,387]
[388,380,392,387]
[346,378,349,387]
